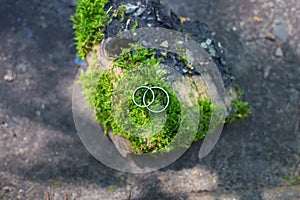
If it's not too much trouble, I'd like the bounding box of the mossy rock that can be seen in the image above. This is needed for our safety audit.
[74,0,251,156]
[83,40,231,156]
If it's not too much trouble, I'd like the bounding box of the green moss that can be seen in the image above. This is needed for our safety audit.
[115,82,182,154]
[128,100,151,127]
[71,0,111,59]
[79,46,183,153]
[113,44,162,70]
[79,44,250,154]
[112,5,126,22]
[78,69,115,132]
[71,1,140,59]
[131,19,139,32]
[227,85,251,123]
[194,97,213,141]
[111,47,182,153]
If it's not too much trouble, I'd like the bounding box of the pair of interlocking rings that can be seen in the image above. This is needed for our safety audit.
[132,86,170,113]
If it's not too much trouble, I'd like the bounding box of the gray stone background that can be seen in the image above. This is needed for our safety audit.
[0,0,299,199]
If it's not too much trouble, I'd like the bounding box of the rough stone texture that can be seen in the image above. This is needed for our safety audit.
[262,185,300,200]
[0,0,299,199]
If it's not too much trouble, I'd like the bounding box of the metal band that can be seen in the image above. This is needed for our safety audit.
[132,86,155,108]
[132,86,170,113]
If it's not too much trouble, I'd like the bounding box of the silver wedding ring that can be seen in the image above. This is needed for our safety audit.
[132,86,170,113]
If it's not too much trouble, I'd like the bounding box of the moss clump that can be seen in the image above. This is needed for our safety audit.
[113,45,161,70]
[78,69,114,132]
[79,46,183,153]
[79,44,251,154]
[112,61,182,153]
[71,0,110,59]
[73,0,251,154]
[71,1,138,59]
[194,97,213,141]
[227,85,251,123]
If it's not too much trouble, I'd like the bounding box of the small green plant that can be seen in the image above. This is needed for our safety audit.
[227,85,251,123]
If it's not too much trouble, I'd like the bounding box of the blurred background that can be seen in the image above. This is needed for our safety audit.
[0,0,299,199]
